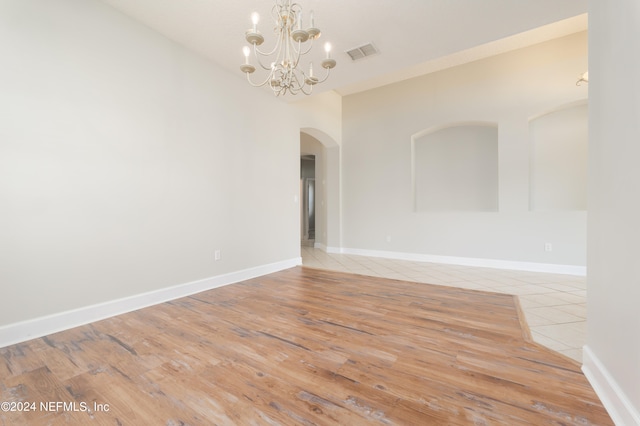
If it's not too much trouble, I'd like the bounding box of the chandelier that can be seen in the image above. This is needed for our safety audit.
[239,0,336,96]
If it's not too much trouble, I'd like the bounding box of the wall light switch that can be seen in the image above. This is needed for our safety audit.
[544,243,553,252]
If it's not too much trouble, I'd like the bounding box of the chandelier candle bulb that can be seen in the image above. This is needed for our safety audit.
[309,63,313,77]
[324,42,331,59]
[251,12,259,32]
[309,10,314,28]
[243,46,250,64]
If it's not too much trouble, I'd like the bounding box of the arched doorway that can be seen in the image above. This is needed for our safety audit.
[300,128,340,252]
[300,154,316,246]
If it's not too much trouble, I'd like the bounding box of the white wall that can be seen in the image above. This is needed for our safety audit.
[414,124,499,212]
[0,0,301,329]
[293,91,342,147]
[341,32,588,268]
[530,103,588,211]
[584,1,640,424]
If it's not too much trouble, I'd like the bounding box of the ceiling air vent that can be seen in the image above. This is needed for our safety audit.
[346,43,379,61]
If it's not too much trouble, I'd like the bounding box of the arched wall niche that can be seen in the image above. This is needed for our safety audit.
[411,122,499,212]
[528,100,588,211]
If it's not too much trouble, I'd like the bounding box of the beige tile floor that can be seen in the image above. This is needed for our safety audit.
[301,246,586,362]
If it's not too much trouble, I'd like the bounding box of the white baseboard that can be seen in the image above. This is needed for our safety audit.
[313,242,327,251]
[321,247,585,276]
[0,257,301,350]
[582,345,640,426]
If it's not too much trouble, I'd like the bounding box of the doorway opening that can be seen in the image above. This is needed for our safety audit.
[301,155,316,246]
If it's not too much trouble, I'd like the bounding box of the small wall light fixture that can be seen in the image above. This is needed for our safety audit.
[576,71,589,86]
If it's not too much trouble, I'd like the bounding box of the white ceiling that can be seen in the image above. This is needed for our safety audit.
[98,0,588,97]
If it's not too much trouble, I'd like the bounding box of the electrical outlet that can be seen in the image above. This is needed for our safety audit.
[544,243,553,252]
[214,250,221,261]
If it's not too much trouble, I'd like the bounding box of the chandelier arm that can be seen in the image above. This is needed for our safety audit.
[253,52,274,71]
[272,84,286,96]
[289,28,313,56]
[253,19,285,57]
[297,69,314,95]
[300,84,314,95]
[315,67,332,84]
[253,38,282,57]
[289,39,301,55]
[292,68,309,94]
[270,3,281,27]
[252,41,282,71]
[287,3,310,57]
[245,69,277,88]
[273,27,288,66]
[290,39,304,70]
[300,42,315,56]
[285,28,295,68]
[290,69,302,88]
[288,2,303,26]
[252,3,286,57]
[295,37,315,57]
[290,2,302,13]
[253,26,286,68]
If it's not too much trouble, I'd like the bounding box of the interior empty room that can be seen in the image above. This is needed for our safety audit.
[1,0,639,424]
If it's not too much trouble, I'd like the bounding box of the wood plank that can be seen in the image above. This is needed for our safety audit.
[0,267,612,425]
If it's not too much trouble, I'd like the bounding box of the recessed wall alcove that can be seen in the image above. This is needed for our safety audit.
[411,122,499,212]
[529,102,588,211]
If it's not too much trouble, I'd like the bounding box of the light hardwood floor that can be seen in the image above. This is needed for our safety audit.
[0,267,610,425]
[301,247,588,362]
